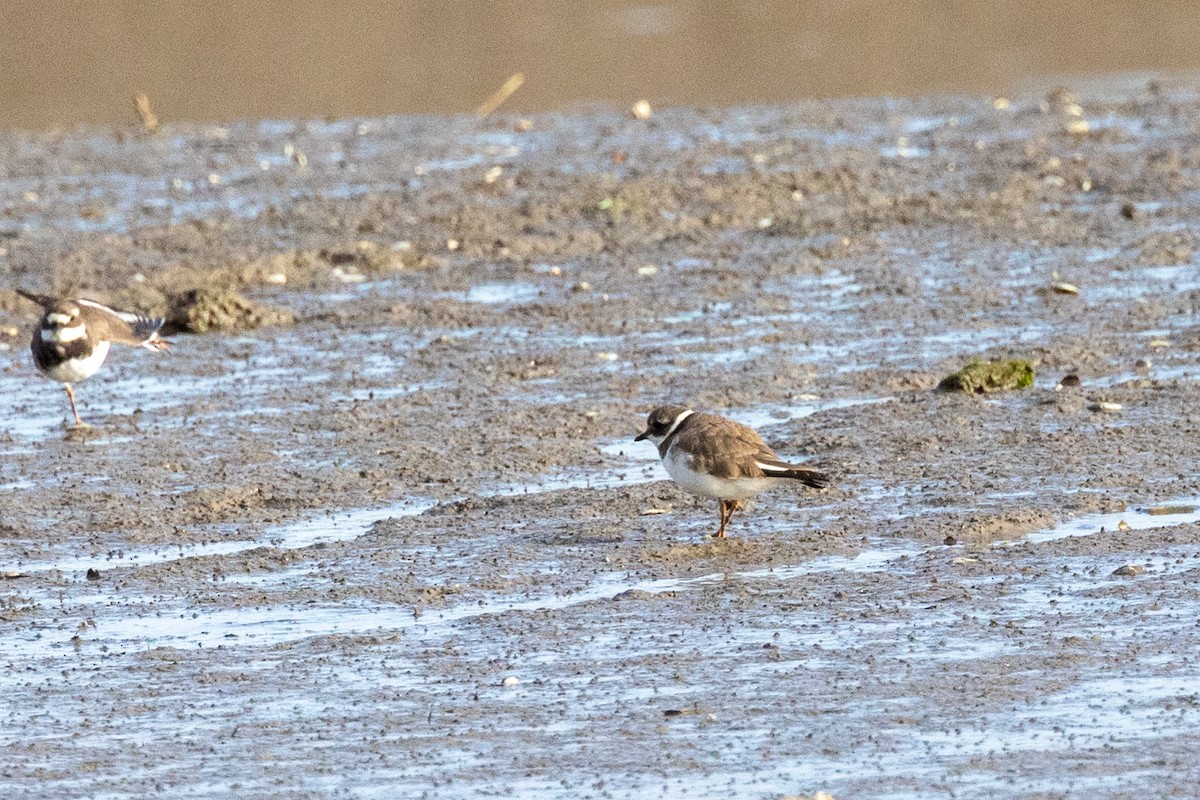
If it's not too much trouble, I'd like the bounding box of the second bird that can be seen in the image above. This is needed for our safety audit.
[18,289,171,427]
[635,404,829,538]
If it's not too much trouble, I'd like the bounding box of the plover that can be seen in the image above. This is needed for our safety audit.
[635,404,829,538]
[17,289,170,426]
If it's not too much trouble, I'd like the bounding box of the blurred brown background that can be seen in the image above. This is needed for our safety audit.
[2,0,1199,129]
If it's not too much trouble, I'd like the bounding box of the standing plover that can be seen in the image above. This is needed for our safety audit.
[635,404,829,538]
[17,289,170,426]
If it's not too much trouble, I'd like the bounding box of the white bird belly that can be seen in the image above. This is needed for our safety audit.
[43,341,110,383]
[663,448,775,500]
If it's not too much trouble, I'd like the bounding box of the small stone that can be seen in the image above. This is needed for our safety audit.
[1057,374,1081,389]
[1088,401,1123,414]
[502,676,519,687]
[1051,282,1079,295]
[943,535,957,546]
[951,557,980,565]
[1065,119,1090,135]
[86,568,101,581]
[1148,339,1170,349]
[1117,520,1132,531]
[596,352,618,362]
[632,99,653,120]
[331,267,366,283]
[571,281,592,293]
[446,239,460,251]
[636,264,658,276]
[642,508,670,516]
[1111,564,1145,577]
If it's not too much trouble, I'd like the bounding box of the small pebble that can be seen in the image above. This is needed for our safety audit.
[632,99,653,120]
[1117,520,1132,531]
[641,508,670,516]
[943,535,957,546]
[1089,401,1123,414]
[86,568,101,581]
[331,267,366,283]
[1050,281,1079,295]
[502,676,519,687]
[1111,564,1145,577]
[1057,374,1081,389]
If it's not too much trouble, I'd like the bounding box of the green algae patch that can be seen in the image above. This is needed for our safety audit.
[938,359,1034,394]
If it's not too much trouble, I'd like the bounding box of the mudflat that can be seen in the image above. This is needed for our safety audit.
[2,84,1200,798]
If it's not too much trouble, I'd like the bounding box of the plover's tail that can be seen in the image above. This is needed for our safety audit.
[15,288,53,308]
[756,460,830,489]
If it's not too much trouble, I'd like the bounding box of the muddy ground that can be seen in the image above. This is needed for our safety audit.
[2,83,1200,798]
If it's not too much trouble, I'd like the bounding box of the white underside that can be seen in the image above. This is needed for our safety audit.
[42,341,110,383]
[663,447,776,501]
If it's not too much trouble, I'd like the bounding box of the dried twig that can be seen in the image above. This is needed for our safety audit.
[133,92,160,133]
[475,73,525,118]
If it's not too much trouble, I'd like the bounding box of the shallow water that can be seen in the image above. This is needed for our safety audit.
[6,91,1200,798]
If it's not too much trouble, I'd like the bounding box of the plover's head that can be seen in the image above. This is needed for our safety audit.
[39,301,85,342]
[634,404,693,444]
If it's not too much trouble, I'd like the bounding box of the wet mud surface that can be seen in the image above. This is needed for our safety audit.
[3,85,1200,797]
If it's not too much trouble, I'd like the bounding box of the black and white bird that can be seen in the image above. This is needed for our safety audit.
[635,404,829,538]
[17,289,170,426]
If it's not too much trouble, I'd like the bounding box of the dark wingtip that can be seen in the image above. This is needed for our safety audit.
[131,315,167,342]
[789,468,831,490]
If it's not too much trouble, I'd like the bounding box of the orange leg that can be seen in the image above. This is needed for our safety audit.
[715,499,740,538]
[64,384,83,427]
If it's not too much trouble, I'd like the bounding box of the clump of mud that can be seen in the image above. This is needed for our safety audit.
[938,359,1034,394]
[165,287,295,334]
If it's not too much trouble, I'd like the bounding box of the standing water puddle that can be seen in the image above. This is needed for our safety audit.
[12,498,436,574]
[1018,500,1200,545]
[14,536,921,656]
